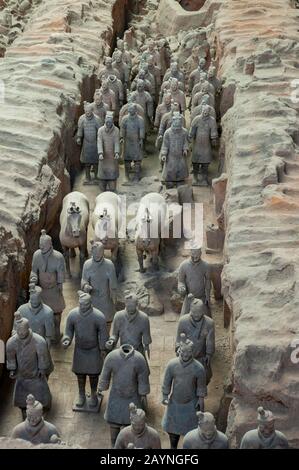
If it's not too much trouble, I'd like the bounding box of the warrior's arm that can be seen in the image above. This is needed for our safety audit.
[97,129,104,155]
[204,267,211,302]
[98,356,113,392]
[108,316,120,347]
[206,322,216,357]
[6,341,17,371]
[177,263,187,293]
[139,117,145,141]
[77,116,84,139]
[137,357,150,396]
[161,363,173,400]
[114,127,120,155]
[108,264,118,303]
[62,314,75,345]
[142,316,152,347]
[98,317,109,351]
[147,96,154,120]
[57,255,66,285]
[36,337,51,372]
[160,131,169,157]
[45,310,55,343]
[30,252,39,284]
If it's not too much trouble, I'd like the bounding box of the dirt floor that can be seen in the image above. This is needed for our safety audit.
[0,121,231,448]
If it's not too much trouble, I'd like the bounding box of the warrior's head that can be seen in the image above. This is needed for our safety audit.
[189,296,205,322]
[78,290,92,313]
[105,111,114,129]
[94,90,103,105]
[125,292,138,316]
[137,79,145,93]
[84,101,93,119]
[163,92,172,107]
[29,283,42,309]
[170,77,179,92]
[128,103,137,117]
[14,311,30,340]
[129,403,146,435]
[257,407,275,438]
[104,56,113,68]
[190,242,202,263]
[26,394,43,427]
[171,112,183,131]
[39,229,53,254]
[170,61,179,74]
[178,333,193,362]
[90,240,105,262]
[197,411,217,440]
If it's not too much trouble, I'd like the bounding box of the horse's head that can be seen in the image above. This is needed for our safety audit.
[95,208,114,242]
[67,202,82,238]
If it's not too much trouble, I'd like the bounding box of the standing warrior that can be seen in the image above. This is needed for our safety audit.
[107,74,124,122]
[176,297,215,384]
[189,105,218,186]
[6,313,53,418]
[120,103,145,182]
[169,78,186,115]
[130,79,153,136]
[11,394,61,445]
[115,403,161,449]
[97,111,120,192]
[240,407,289,449]
[147,55,161,104]
[100,79,116,112]
[98,56,120,83]
[116,38,132,72]
[98,344,150,447]
[62,290,108,409]
[160,113,189,188]
[161,334,207,449]
[30,230,66,343]
[154,92,172,131]
[190,94,216,122]
[92,90,108,125]
[81,241,117,331]
[106,292,152,362]
[163,61,185,90]
[131,69,154,98]
[178,246,211,316]
[76,102,101,185]
[119,94,145,125]
[188,59,207,93]
[16,283,55,348]
[183,411,229,449]
[112,50,130,89]
[192,81,215,109]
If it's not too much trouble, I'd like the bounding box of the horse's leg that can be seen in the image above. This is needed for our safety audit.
[137,247,145,273]
[63,246,71,278]
[152,244,160,271]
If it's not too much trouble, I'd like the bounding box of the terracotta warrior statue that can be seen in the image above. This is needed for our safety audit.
[178,246,211,316]
[81,241,117,331]
[62,290,108,410]
[115,403,161,449]
[6,313,53,418]
[97,111,120,192]
[98,344,150,447]
[107,74,124,122]
[176,296,215,384]
[91,90,108,126]
[106,292,152,362]
[16,283,55,348]
[169,78,186,115]
[183,411,229,449]
[99,56,120,83]
[116,38,132,72]
[30,230,66,344]
[77,102,101,185]
[11,394,61,445]
[157,101,186,142]
[130,79,153,136]
[112,49,130,89]
[161,333,207,449]
[154,92,172,131]
[131,68,154,97]
[188,58,207,93]
[163,61,185,90]
[120,102,145,182]
[119,93,145,125]
[190,93,216,122]
[160,113,189,188]
[240,407,289,449]
[189,105,218,186]
[147,54,161,104]
[100,79,116,112]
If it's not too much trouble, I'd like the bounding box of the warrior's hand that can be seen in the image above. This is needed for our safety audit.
[140,395,148,410]
[145,345,150,360]
[57,283,63,293]
[162,396,169,406]
[178,285,186,296]
[120,138,124,144]
[212,138,218,148]
[9,370,17,380]
[183,150,188,158]
[76,138,81,146]
[62,338,71,349]
[161,155,166,162]
[205,298,211,308]
[139,139,144,149]
[99,153,104,160]
[83,284,92,294]
[105,339,115,350]
[114,152,120,160]
[195,397,204,411]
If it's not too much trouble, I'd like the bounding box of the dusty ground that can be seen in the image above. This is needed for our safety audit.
[0,126,231,449]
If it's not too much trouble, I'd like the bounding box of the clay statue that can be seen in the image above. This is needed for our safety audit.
[112,49,129,89]
[157,38,171,76]
[159,77,184,104]
[11,394,61,445]
[16,284,54,348]
[132,192,167,273]
[92,191,122,265]
[130,79,153,135]
[62,290,108,410]
[160,113,189,188]
[81,241,117,330]
[157,102,186,143]
[100,79,116,112]
[163,61,185,90]
[138,62,156,97]
[116,38,132,72]
[97,111,120,192]
[106,292,152,362]
[59,191,89,276]
[147,54,161,104]
[189,105,218,186]
[178,246,211,316]
[141,39,162,71]
[98,344,150,447]
[6,313,53,418]
[190,94,216,122]
[107,74,124,121]
[240,407,289,449]
[76,102,101,185]
[30,230,66,344]
[120,102,145,182]
[131,69,154,97]
[183,411,229,449]
[99,56,120,83]
[119,93,145,125]
[176,296,215,384]
[207,66,222,95]
[161,333,207,449]
[169,78,186,115]
[192,81,215,109]
[115,403,161,449]
[192,76,215,100]
[183,45,200,78]
[154,92,172,131]
[188,59,207,93]
[92,90,108,125]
